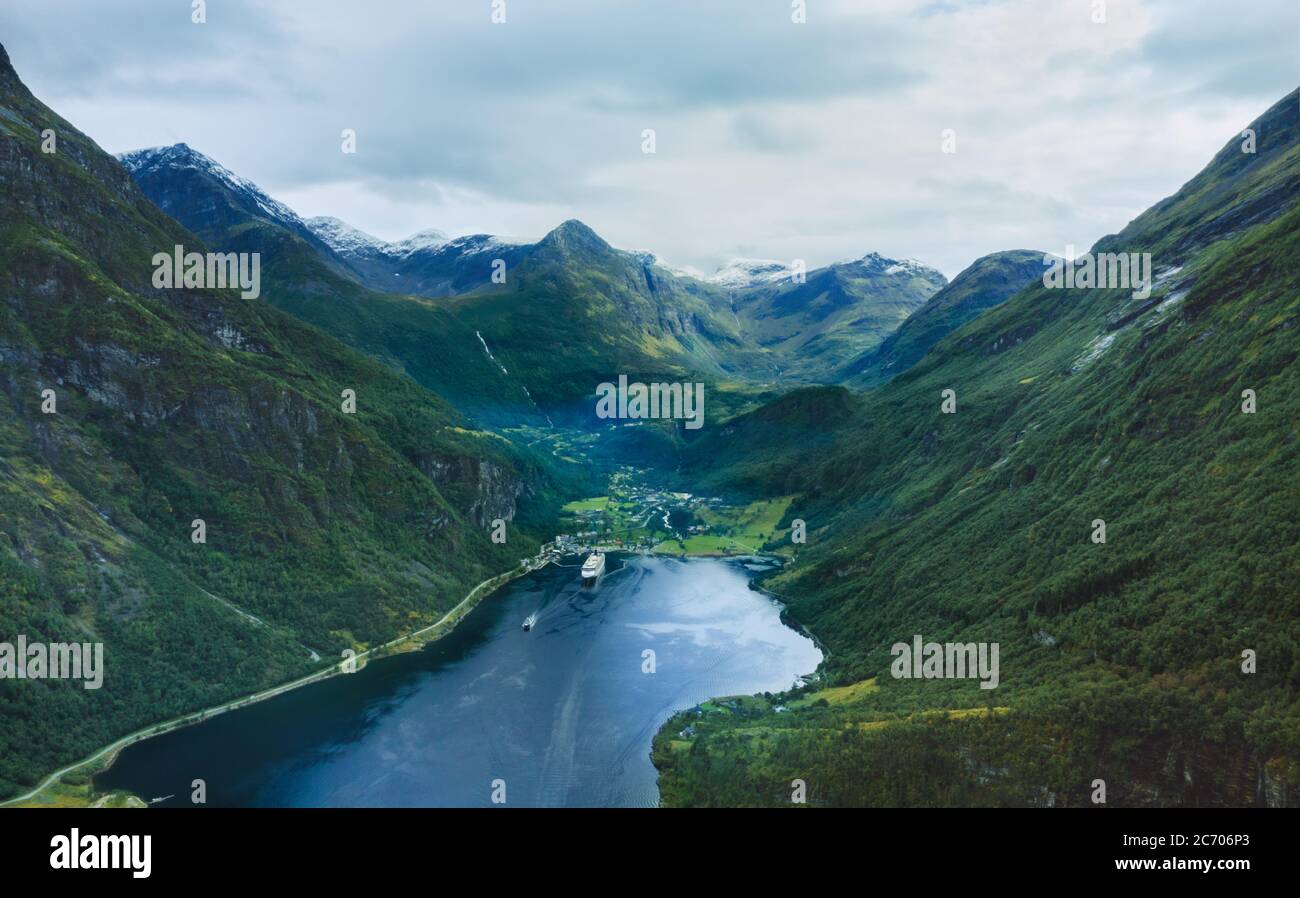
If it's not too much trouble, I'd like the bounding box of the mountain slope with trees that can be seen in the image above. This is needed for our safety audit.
[655,88,1300,807]
[0,45,559,798]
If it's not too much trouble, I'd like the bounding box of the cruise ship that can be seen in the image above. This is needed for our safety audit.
[580,552,605,584]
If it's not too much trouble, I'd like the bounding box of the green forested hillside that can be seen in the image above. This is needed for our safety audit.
[0,45,558,798]
[655,89,1300,807]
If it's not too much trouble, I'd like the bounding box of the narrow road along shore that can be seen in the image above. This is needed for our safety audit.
[0,551,553,809]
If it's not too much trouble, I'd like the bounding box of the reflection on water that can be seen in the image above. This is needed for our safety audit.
[97,554,821,807]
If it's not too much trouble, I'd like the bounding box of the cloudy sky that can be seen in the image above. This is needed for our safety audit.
[3,0,1294,276]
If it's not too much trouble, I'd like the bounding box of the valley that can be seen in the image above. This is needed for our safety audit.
[651,90,1300,807]
[0,34,1295,811]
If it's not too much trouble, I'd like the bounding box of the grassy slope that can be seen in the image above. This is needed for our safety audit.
[0,46,552,798]
[655,90,1300,807]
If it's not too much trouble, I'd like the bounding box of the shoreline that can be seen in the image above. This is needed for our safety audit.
[0,551,552,809]
[750,579,830,672]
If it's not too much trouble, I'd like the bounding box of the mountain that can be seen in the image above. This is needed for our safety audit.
[120,148,785,420]
[842,249,1050,387]
[122,145,957,415]
[120,143,546,426]
[442,218,781,417]
[718,252,948,381]
[0,44,558,799]
[305,215,399,261]
[119,143,356,279]
[654,89,1300,807]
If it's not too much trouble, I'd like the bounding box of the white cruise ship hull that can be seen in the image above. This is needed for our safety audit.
[580,553,605,584]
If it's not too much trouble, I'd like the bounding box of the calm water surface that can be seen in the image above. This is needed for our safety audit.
[97,554,820,807]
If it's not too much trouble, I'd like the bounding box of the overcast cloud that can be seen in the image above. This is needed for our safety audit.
[3,0,1295,276]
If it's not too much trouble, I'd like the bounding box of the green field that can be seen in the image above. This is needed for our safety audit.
[656,495,795,556]
[561,496,610,513]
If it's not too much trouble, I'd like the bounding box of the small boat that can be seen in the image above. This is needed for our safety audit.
[522,613,537,631]
[581,552,605,584]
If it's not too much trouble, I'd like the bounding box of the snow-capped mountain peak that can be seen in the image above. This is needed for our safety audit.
[304,218,533,265]
[438,233,532,256]
[117,143,304,229]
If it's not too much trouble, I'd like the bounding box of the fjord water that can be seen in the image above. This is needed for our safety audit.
[97,555,820,807]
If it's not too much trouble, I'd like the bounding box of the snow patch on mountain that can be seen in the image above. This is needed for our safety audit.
[390,229,451,256]
[708,258,792,288]
[421,233,529,258]
[841,251,936,276]
[303,218,533,261]
[699,252,944,289]
[305,216,390,255]
[630,251,707,280]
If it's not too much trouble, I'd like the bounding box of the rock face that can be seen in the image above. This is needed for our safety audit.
[416,455,532,527]
[0,42,549,800]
